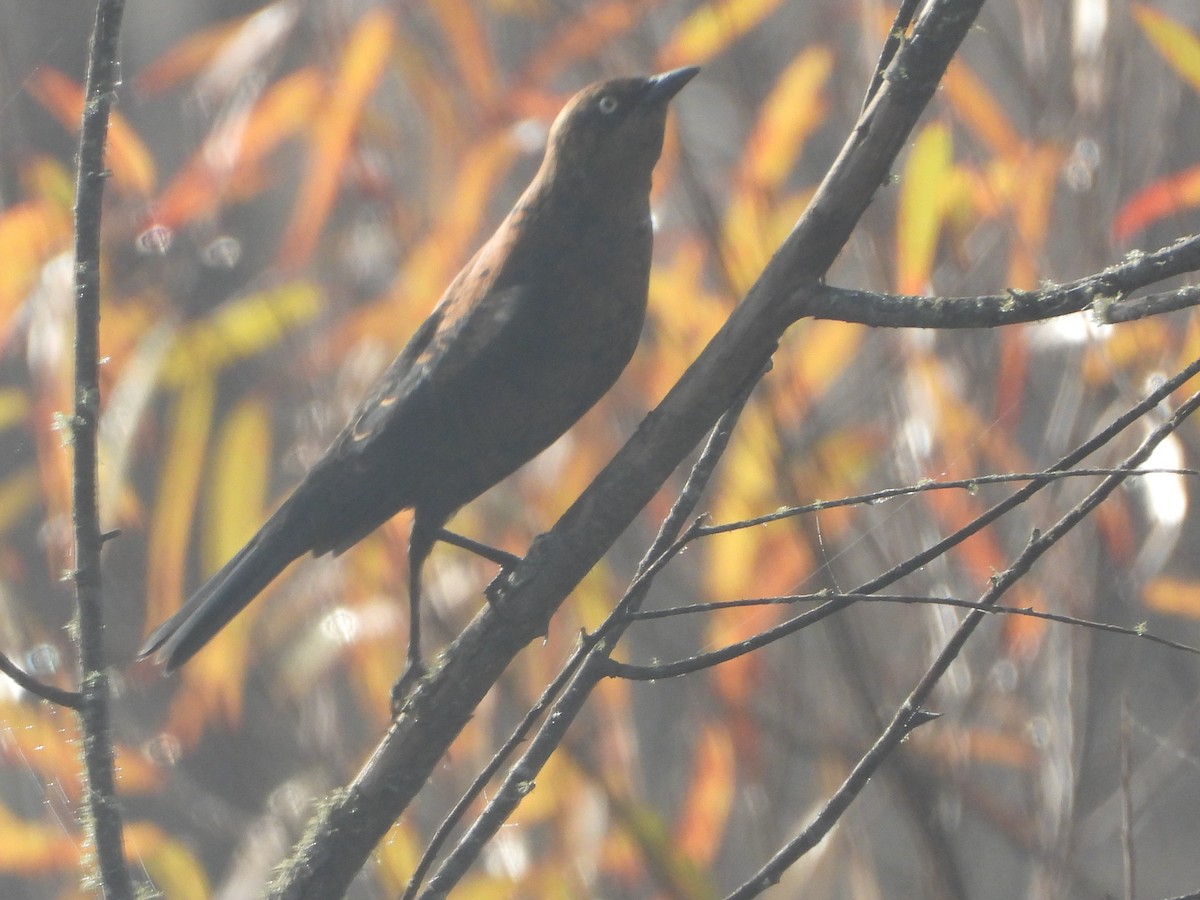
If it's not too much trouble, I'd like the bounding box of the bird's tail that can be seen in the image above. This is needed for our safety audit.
[138,520,304,672]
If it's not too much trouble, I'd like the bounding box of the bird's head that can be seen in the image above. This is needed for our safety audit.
[539,67,698,200]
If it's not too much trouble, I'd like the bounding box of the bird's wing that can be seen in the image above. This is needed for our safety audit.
[328,261,527,467]
[340,307,445,450]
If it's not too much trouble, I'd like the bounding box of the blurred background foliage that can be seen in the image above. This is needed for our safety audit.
[2,0,1200,897]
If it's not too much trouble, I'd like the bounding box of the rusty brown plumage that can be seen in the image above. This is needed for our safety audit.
[139,67,697,690]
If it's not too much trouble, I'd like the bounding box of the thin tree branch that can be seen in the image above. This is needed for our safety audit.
[726,377,1200,899]
[71,0,133,895]
[0,650,82,708]
[690,467,1200,539]
[863,0,923,111]
[617,592,1200,665]
[1100,283,1200,324]
[802,235,1200,329]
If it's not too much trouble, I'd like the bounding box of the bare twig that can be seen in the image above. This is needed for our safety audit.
[619,592,1200,662]
[691,467,1200,539]
[1100,283,1200,324]
[803,235,1200,329]
[0,650,82,708]
[726,375,1200,899]
[71,0,134,895]
[863,0,923,111]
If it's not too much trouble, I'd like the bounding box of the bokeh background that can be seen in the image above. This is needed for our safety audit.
[3,1,1200,897]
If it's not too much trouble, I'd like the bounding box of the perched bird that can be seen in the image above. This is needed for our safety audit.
[139,67,698,694]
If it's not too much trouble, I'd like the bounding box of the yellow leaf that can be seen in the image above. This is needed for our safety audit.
[0,794,80,874]
[1144,577,1200,617]
[941,60,1022,158]
[145,379,214,630]
[159,282,323,384]
[1133,3,1200,93]
[674,724,735,863]
[204,395,273,570]
[21,156,75,209]
[278,8,396,268]
[0,388,30,432]
[896,121,953,294]
[0,201,71,345]
[660,0,785,67]
[126,822,210,900]
[385,131,519,323]
[794,319,865,396]
[0,469,39,535]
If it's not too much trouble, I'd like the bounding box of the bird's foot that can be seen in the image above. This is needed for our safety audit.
[484,568,518,609]
[390,660,427,716]
[436,529,522,569]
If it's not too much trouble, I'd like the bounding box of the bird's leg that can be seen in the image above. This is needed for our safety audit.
[392,519,437,714]
[436,528,522,569]
[436,529,523,614]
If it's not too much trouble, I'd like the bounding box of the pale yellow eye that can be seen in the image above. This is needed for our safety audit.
[598,95,619,114]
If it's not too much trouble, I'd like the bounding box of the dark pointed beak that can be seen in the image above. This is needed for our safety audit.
[644,66,700,106]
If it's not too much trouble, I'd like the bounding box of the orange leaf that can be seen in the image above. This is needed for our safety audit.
[1144,577,1200,618]
[278,9,396,268]
[0,794,80,874]
[673,724,735,863]
[1132,3,1200,93]
[0,200,71,345]
[148,68,325,231]
[135,16,247,96]
[522,2,651,88]
[430,0,497,107]
[1004,144,1065,287]
[660,0,785,67]
[136,2,299,100]
[742,46,832,191]
[1112,164,1200,244]
[941,60,1022,158]
[26,68,157,195]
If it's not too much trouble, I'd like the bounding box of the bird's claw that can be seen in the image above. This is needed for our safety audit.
[391,660,427,716]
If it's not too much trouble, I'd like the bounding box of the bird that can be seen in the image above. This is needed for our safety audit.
[139,66,698,698]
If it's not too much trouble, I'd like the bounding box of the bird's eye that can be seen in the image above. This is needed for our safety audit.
[597,95,619,114]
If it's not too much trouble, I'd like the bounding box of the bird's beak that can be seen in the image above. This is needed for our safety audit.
[644,66,700,105]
